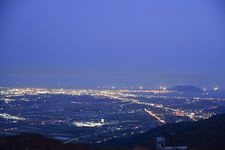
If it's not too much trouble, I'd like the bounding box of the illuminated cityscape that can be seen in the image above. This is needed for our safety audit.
[1,87,224,144]
[1,0,225,149]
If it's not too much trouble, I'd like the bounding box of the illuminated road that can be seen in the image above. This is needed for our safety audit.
[144,108,166,124]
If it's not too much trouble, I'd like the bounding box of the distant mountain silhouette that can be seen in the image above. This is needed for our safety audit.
[170,85,203,92]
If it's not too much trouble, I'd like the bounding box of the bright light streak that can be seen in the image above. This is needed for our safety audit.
[144,108,166,124]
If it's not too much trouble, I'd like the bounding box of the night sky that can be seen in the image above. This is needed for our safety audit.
[0,0,225,89]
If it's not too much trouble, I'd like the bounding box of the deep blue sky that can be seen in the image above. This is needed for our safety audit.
[0,0,225,89]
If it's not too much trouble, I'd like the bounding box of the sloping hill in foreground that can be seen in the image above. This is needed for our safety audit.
[0,113,225,150]
[104,113,225,150]
[0,133,128,150]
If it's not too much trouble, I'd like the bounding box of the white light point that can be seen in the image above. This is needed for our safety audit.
[214,87,219,91]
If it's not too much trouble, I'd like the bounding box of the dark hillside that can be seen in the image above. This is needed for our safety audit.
[105,113,225,150]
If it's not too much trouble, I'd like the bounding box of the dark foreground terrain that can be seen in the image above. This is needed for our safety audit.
[1,113,225,150]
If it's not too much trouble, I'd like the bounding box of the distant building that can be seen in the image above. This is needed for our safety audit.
[153,137,188,150]
[154,137,166,150]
